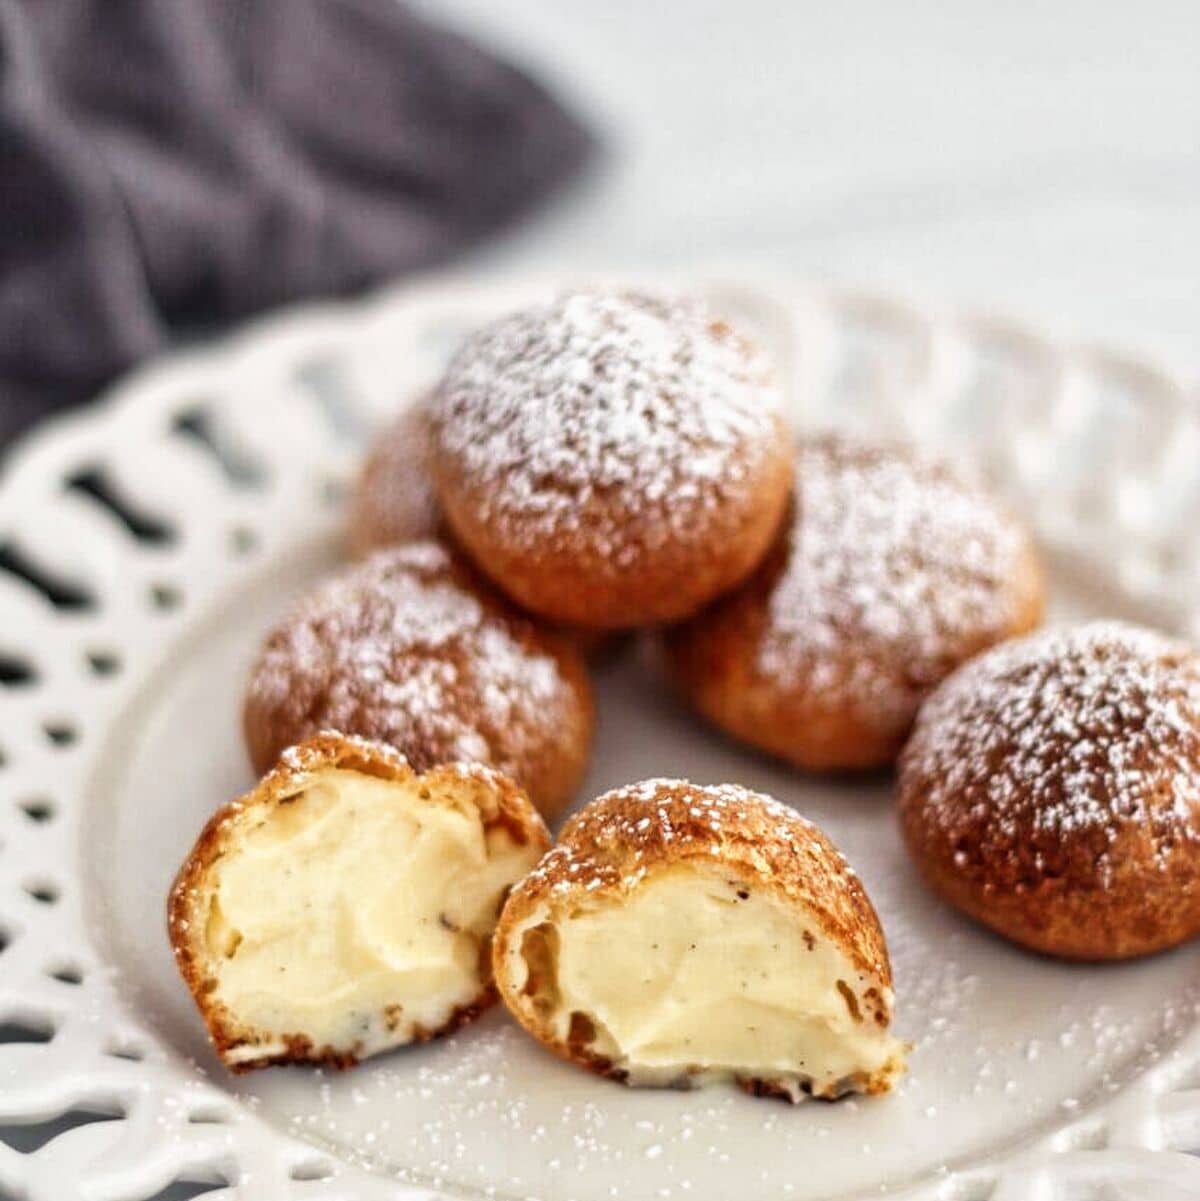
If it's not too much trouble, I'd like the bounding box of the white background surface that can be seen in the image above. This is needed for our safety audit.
[420,0,1200,374]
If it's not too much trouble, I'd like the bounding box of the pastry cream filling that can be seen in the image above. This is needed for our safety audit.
[203,770,535,1063]
[520,865,900,1094]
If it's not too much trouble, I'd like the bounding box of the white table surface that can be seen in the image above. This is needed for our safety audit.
[421,0,1200,377]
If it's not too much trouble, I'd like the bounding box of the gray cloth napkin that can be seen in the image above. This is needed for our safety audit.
[0,0,592,444]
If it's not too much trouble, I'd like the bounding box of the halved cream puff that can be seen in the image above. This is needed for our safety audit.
[169,732,549,1071]
[493,778,907,1101]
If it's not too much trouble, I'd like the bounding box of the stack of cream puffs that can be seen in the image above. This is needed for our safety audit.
[169,285,1200,1104]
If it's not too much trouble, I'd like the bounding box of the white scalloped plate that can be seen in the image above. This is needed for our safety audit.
[2,272,1200,1201]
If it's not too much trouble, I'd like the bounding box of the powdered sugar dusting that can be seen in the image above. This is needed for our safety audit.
[901,621,1200,879]
[431,289,783,555]
[758,434,1035,729]
[246,542,582,779]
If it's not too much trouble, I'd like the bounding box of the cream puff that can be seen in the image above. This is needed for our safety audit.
[169,733,550,1071]
[243,542,593,820]
[429,288,794,629]
[348,397,442,558]
[899,621,1200,959]
[493,778,906,1100]
[665,433,1044,770]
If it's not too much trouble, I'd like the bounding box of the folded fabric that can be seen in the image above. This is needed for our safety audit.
[0,0,592,445]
